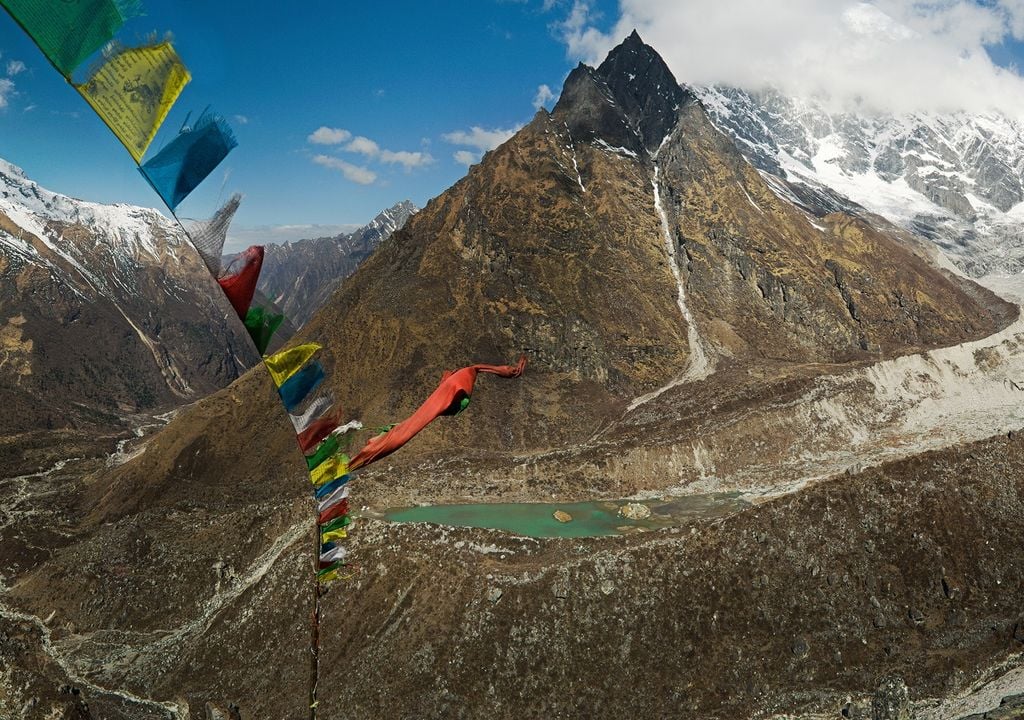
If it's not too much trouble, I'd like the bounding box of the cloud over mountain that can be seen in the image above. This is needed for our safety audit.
[558,0,1024,116]
[308,126,434,183]
[443,125,522,165]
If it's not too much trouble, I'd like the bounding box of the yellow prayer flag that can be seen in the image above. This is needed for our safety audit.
[264,343,322,387]
[310,456,348,487]
[74,41,190,163]
[318,567,341,584]
[320,528,348,544]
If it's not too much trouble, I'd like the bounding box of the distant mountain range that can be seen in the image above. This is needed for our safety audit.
[695,85,1024,277]
[250,200,417,328]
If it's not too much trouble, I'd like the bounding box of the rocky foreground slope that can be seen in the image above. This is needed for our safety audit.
[1,398,1022,719]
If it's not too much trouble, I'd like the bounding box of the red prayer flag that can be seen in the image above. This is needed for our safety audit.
[298,415,341,453]
[317,498,350,525]
[349,356,526,471]
[217,245,264,320]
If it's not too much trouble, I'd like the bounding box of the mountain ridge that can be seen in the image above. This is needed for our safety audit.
[0,157,258,436]
[694,84,1024,277]
[252,200,417,328]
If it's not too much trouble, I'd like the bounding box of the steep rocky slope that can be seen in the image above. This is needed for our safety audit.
[0,159,258,437]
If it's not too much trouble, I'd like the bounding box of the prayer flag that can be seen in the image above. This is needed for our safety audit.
[180,194,242,277]
[314,475,350,500]
[316,484,350,515]
[264,343,322,386]
[290,396,334,434]
[279,361,325,412]
[0,0,139,77]
[349,356,527,471]
[306,435,341,470]
[309,455,348,488]
[297,416,341,453]
[244,306,285,355]
[140,108,238,211]
[317,498,350,525]
[319,545,347,565]
[320,527,348,545]
[217,245,263,320]
[75,41,190,163]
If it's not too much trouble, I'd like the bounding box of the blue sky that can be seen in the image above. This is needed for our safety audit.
[3,0,1024,248]
[0,0,618,245]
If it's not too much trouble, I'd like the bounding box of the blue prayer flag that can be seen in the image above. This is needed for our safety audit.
[314,475,350,500]
[140,108,238,211]
[278,361,325,412]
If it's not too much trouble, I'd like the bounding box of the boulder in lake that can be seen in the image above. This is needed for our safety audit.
[619,503,652,520]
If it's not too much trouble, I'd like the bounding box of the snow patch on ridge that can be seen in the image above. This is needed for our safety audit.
[0,157,180,265]
[694,85,1024,277]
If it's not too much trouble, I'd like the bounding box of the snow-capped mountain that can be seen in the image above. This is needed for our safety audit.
[695,86,1024,277]
[254,200,417,328]
[0,158,257,434]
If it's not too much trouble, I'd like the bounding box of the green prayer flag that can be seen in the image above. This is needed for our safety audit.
[0,0,140,77]
[244,306,284,355]
[320,516,351,535]
[306,435,341,471]
[316,562,341,578]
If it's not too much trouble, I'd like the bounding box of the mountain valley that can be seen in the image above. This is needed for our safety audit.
[1,31,1023,720]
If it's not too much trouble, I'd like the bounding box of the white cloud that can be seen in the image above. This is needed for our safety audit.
[379,149,434,169]
[345,136,381,156]
[1002,0,1024,37]
[311,128,433,174]
[442,125,521,153]
[533,83,556,109]
[233,114,250,125]
[0,79,14,109]
[5,60,25,77]
[557,0,1024,117]
[335,134,434,170]
[453,150,479,166]
[312,154,377,185]
[308,126,352,145]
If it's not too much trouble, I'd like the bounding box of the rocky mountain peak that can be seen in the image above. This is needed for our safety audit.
[554,31,689,154]
[366,200,418,237]
[0,157,256,433]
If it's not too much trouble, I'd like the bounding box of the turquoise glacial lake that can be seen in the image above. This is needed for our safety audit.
[383,493,750,538]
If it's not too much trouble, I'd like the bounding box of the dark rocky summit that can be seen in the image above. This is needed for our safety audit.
[556,29,689,154]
